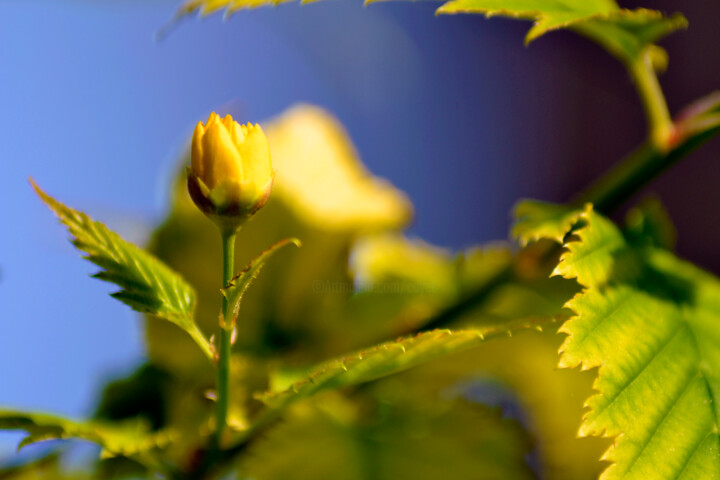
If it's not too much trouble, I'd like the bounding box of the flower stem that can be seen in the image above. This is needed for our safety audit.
[628,48,673,149]
[215,231,236,448]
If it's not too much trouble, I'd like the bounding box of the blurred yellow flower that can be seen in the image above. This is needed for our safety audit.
[264,105,412,231]
[188,112,274,231]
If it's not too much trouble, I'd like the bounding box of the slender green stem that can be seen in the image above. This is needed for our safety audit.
[627,49,673,148]
[575,124,720,213]
[413,265,515,332]
[214,231,236,448]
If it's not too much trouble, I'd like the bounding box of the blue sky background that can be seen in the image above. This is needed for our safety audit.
[1,0,718,458]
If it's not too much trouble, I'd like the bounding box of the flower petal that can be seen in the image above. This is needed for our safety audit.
[190,121,206,178]
[202,121,243,190]
[237,123,272,192]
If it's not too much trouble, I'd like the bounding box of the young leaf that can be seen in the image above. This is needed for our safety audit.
[512,200,588,246]
[220,238,301,329]
[433,2,687,62]
[257,321,544,410]
[0,409,175,460]
[555,208,720,479]
[32,181,213,361]
[436,0,616,42]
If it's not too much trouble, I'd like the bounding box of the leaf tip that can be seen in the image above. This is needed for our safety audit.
[29,177,48,203]
[434,3,453,16]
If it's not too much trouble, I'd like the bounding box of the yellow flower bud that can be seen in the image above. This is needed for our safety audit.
[187,112,274,232]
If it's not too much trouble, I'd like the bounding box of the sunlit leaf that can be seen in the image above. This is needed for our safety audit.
[32,181,213,361]
[257,321,543,411]
[434,2,686,62]
[513,200,588,246]
[0,410,175,461]
[554,208,720,479]
[436,0,615,41]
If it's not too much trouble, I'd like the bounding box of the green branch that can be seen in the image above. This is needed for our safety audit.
[576,89,720,213]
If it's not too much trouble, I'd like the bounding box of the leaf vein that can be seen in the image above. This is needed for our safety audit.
[624,371,699,477]
[672,429,714,480]
[590,323,684,421]
[567,288,632,350]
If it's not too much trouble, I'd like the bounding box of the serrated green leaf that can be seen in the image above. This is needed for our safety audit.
[0,410,175,461]
[257,321,543,410]
[512,200,588,246]
[515,196,676,262]
[554,208,720,479]
[433,1,686,63]
[436,0,614,41]
[220,238,300,330]
[32,180,213,361]
[552,209,627,288]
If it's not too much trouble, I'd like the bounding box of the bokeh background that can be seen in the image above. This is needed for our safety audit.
[1,0,719,457]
